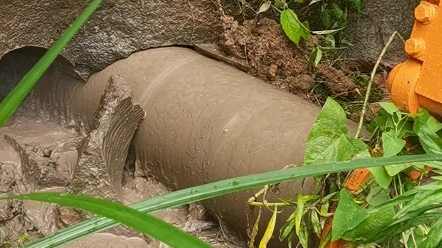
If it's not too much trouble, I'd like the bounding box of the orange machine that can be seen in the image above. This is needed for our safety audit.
[388,0,442,116]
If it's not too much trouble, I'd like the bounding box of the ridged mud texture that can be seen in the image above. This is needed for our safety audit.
[71,75,145,201]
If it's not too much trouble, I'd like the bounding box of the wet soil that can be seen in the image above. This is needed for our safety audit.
[216,14,390,122]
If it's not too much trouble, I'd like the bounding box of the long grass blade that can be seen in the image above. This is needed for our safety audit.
[25,154,442,247]
[0,0,102,129]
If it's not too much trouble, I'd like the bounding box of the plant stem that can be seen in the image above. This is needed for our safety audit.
[355,31,399,138]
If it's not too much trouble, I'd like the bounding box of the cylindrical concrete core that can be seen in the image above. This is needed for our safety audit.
[23,47,356,246]
[62,47,321,246]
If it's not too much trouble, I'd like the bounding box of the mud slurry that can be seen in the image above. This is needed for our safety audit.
[0,81,245,247]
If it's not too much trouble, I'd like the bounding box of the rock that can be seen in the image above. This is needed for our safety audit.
[342,0,420,70]
[0,0,224,79]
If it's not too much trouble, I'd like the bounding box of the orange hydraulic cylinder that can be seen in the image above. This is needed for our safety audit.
[387,0,442,116]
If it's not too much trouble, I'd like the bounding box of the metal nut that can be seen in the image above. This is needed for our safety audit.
[415,2,437,24]
[405,37,426,58]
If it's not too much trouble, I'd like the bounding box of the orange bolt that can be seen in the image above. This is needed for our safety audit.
[415,2,437,24]
[405,37,426,58]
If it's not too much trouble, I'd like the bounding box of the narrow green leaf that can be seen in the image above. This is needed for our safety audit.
[0,0,103,129]
[279,211,296,241]
[414,109,442,154]
[375,213,442,244]
[311,210,322,238]
[259,206,278,248]
[418,216,442,248]
[3,193,210,248]
[295,195,306,235]
[26,154,442,248]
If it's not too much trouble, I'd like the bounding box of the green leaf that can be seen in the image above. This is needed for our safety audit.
[2,193,210,248]
[353,0,362,12]
[0,0,103,129]
[295,195,307,235]
[311,210,322,238]
[298,226,309,248]
[382,130,406,157]
[418,216,442,248]
[308,47,323,67]
[379,102,400,115]
[26,154,442,248]
[374,213,442,244]
[332,189,368,241]
[280,211,296,241]
[304,98,369,166]
[396,189,442,219]
[366,186,390,207]
[259,206,278,248]
[413,108,442,154]
[384,163,412,177]
[368,166,392,189]
[280,9,310,46]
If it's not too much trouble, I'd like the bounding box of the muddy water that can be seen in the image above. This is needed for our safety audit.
[0,48,246,247]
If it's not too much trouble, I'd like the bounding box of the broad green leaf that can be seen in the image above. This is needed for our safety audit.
[368,165,392,189]
[27,154,442,248]
[308,47,323,67]
[259,206,278,248]
[280,9,310,46]
[342,204,395,242]
[0,0,103,129]
[304,98,369,166]
[332,189,368,241]
[366,186,390,207]
[384,163,411,177]
[418,216,442,248]
[2,193,210,248]
[382,130,406,157]
[258,1,272,14]
[379,102,400,115]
